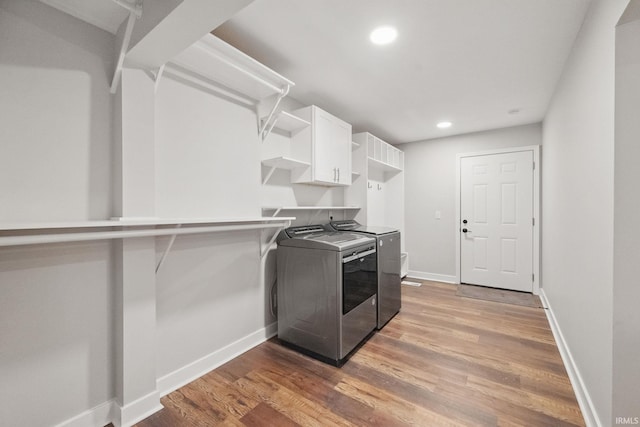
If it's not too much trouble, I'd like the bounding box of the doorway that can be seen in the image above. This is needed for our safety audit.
[456,146,540,294]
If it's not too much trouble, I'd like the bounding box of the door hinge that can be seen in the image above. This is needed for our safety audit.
[532,273,535,282]
[532,217,535,226]
[533,161,536,170]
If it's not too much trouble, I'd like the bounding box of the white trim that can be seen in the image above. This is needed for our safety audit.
[539,289,602,427]
[54,400,115,427]
[455,145,541,294]
[407,270,457,284]
[40,0,125,34]
[157,322,278,396]
[112,391,163,427]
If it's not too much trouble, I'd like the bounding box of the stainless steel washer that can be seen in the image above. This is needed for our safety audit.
[327,220,401,329]
[276,225,377,366]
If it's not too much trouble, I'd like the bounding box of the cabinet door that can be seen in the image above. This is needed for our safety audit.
[313,108,337,184]
[333,117,352,185]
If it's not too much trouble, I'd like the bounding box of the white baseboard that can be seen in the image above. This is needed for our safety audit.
[54,399,115,427]
[55,392,162,427]
[539,289,602,427]
[112,391,163,427]
[407,270,457,284]
[157,322,278,397]
[53,323,277,427]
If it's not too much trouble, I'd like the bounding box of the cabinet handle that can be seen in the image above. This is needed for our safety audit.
[338,168,340,182]
[333,168,337,182]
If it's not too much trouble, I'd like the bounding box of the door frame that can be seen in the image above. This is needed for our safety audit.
[455,145,540,294]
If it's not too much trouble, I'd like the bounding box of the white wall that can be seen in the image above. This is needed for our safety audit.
[153,73,274,386]
[0,242,114,426]
[0,0,113,221]
[613,6,640,423]
[402,123,541,281]
[0,2,116,426]
[155,74,261,217]
[155,231,265,379]
[542,0,628,424]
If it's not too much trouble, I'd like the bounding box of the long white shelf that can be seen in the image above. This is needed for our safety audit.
[0,217,295,247]
[167,34,301,142]
[263,206,360,217]
[263,206,360,211]
[0,217,294,231]
[169,34,294,102]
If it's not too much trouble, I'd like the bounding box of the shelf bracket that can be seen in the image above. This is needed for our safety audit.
[270,208,283,218]
[110,0,143,94]
[260,220,290,259]
[155,224,181,274]
[259,85,291,141]
[260,228,280,259]
[262,165,277,185]
[153,64,166,93]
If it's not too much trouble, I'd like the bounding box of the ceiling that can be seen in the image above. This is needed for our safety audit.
[214,0,590,143]
[40,0,591,144]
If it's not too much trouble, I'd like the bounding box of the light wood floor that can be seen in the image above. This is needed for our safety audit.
[135,280,584,426]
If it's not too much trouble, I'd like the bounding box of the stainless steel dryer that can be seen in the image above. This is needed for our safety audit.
[276,225,377,366]
[327,220,401,329]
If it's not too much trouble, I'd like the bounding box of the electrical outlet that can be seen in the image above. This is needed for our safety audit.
[435,210,441,219]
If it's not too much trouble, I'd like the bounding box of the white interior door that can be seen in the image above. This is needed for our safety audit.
[460,151,533,292]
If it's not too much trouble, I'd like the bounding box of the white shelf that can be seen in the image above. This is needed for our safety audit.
[368,157,402,174]
[263,206,360,217]
[352,171,361,179]
[169,34,294,102]
[262,157,310,170]
[261,156,310,184]
[261,111,310,135]
[0,217,295,247]
[0,217,293,231]
[352,141,360,149]
[263,206,360,211]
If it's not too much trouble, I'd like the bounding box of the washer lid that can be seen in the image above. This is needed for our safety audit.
[330,220,399,235]
[279,229,375,251]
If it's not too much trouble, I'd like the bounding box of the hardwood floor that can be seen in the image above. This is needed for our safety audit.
[136,280,584,426]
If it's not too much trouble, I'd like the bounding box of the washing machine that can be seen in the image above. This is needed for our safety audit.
[276,224,377,366]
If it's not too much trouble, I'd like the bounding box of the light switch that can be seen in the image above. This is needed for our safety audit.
[435,210,441,220]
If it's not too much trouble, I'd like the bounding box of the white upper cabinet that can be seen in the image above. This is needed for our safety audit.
[345,132,405,231]
[366,134,404,173]
[290,105,352,186]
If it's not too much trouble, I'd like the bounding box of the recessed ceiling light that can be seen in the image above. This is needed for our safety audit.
[437,121,452,129]
[370,26,397,45]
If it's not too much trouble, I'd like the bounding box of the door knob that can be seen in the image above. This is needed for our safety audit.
[462,228,469,233]
[462,219,468,224]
